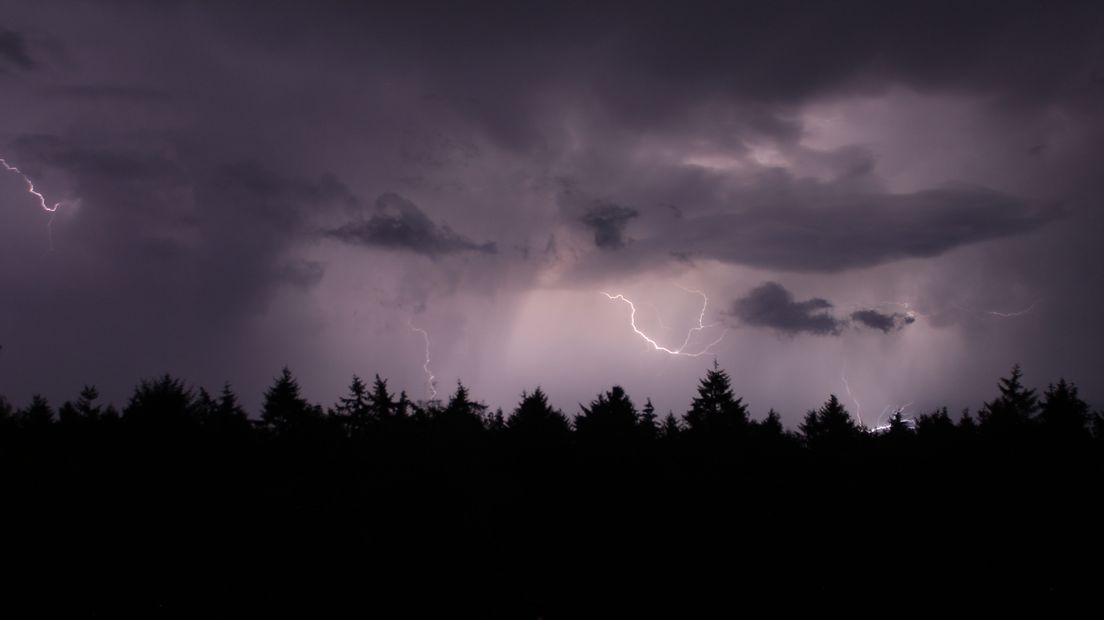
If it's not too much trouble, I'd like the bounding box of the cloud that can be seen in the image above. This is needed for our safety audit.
[729,282,919,336]
[43,84,172,102]
[275,259,325,288]
[849,309,915,333]
[729,282,843,336]
[6,133,354,320]
[623,185,1057,274]
[0,28,33,71]
[580,204,639,250]
[556,183,640,250]
[327,192,496,257]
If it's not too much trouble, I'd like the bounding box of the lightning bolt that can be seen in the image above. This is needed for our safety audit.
[869,402,916,434]
[600,287,727,357]
[880,295,1044,321]
[1,157,62,250]
[985,299,1042,318]
[875,300,928,321]
[408,320,438,400]
[840,368,863,427]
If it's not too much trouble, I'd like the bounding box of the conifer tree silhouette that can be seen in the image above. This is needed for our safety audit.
[334,375,372,437]
[435,381,487,435]
[208,382,250,437]
[800,394,860,451]
[638,398,659,440]
[368,375,396,420]
[575,386,638,439]
[507,388,570,437]
[1038,379,1090,441]
[124,374,195,430]
[684,361,749,436]
[261,367,315,436]
[19,394,54,430]
[660,412,682,441]
[979,364,1039,436]
[76,385,101,421]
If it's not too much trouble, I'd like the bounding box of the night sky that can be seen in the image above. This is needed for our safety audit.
[2,1,1102,425]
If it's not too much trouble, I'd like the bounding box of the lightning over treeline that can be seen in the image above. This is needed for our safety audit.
[408,319,438,400]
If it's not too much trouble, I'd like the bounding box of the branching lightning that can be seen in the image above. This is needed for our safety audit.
[869,402,917,434]
[600,287,727,357]
[842,367,921,433]
[1,157,62,250]
[408,319,438,400]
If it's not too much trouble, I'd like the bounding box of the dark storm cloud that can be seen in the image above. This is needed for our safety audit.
[42,84,172,102]
[729,282,919,336]
[0,28,34,71]
[7,133,354,319]
[220,0,1102,149]
[581,204,639,250]
[327,192,496,257]
[205,162,357,233]
[12,134,191,193]
[850,309,915,333]
[729,282,843,336]
[275,259,325,288]
[643,186,1057,273]
[557,183,640,250]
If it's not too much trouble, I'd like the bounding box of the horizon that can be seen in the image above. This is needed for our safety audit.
[0,360,1087,432]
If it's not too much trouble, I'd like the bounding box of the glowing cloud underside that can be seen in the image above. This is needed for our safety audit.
[600,288,727,357]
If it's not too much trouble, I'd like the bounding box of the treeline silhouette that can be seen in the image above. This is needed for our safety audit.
[1,363,1102,614]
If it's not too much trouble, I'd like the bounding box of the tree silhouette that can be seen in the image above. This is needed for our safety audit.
[575,385,638,439]
[800,394,860,451]
[1092,411,1104,442]
[123,374,197,434]
[434,381,487,435]
[660,412,682,441]
[638,398,659,440]
[368,375,396,420]
[684,361,749,435]
[759,408,786,436]
[754,408,786,441]
[207,382,250,437]
[0,359,1102,612]
[334,375,372,437]
[886,409,913,437]
[978,364,1039,437]
[59,385,102,428]
[261,366,317,436]
[76,385,101,420]
[394,390,411,419]
[1038,379,1090,441]
[916,407,956,447]
[507,388,570,437]
[18,394,54,430]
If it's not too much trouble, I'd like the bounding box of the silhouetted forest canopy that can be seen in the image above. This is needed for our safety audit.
[2,363,1102,613]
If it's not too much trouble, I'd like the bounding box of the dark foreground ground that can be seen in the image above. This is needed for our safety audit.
[2,367,1102,615]
[3,428,1102,616]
